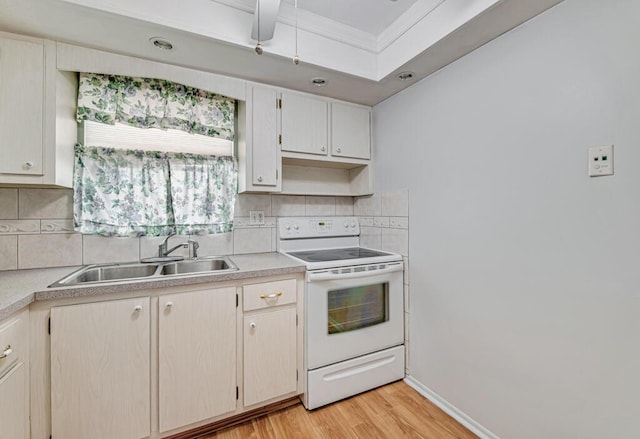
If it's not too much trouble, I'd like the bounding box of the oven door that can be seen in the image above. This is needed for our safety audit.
[305,261,404,370]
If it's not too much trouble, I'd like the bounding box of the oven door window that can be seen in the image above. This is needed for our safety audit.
[327,282,389,334]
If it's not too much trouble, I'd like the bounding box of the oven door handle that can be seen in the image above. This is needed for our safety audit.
[307,262,403,282]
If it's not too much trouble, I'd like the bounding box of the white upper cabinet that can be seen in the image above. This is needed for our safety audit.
[280,92,328,156]
[330,102,371,160]
[238,83,281,193]
[0,35,45,176]
[277,91,373,196]
[279,90,371,164]
[0,32,77,187]
[251,85,279,187]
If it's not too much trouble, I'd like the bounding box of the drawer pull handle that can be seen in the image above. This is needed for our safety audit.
[260,292,283,300]
[0,345,13,359]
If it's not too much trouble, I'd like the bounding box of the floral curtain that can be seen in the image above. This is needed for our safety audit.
[77,73,235,141]
[73,145,175,236]
[74,145,238,237]
[170,154,237,235]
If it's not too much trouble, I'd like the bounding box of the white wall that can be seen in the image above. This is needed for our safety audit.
[372,0,640,437]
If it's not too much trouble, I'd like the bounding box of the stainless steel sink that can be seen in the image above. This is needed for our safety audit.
[160,257,237,275]
[50,263,160,287]
[49,257,238,287]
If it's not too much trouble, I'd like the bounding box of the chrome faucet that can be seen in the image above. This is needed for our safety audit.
[187,237,199,259]
[158,233,199,259]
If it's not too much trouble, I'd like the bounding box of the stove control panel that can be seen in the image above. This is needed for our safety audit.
[278,217,359,239]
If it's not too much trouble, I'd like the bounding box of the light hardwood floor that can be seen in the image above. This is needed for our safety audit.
[204,381,478,439]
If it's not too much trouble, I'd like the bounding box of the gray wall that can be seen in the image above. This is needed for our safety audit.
[372,0,640,437]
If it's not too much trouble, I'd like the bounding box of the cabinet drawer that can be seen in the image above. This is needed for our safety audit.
[243,279,296,311]
[0,312,26,377]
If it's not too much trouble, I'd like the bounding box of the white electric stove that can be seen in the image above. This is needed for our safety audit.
[278,217,405,410]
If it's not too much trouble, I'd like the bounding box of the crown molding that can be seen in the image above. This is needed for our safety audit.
[212,0,377,53]
[213,0,451,55]
[376,0,446,52]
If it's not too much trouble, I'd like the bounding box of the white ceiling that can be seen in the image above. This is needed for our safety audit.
[0,0,564,105]
[280,0,422,35]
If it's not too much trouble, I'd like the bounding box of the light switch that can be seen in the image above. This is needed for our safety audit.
[588,145,614,177]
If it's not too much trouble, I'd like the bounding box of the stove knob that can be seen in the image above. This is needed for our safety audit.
[293,225,300,231]
[350,223,357,228]
[284,225,291,231]
[344,223,349,229]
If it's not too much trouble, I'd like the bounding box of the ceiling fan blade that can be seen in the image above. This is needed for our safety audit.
[250,0,282,42]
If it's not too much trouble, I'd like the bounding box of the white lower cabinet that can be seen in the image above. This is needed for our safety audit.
[39,275,302,438]
[243,308,297,406]
[0,308,29,439]
[158,287,236,433]
[242,278,299,407]
[0,362,29,439]
[50,297,151,439]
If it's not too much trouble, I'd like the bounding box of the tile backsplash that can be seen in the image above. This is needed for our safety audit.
[354,188,410,373]
[0,188,409,274]
[0,188,357,270]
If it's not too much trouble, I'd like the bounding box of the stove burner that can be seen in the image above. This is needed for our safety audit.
[287,247,393,263]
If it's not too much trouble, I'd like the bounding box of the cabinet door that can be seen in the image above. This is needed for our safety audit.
[0,36,44,175]
[244,307,297,406]
[51,297,150,439]
[281,92,328,156]
[331,102,371,160]
[0,362,28,439]
[159,287,236,432]
[251,85,279,187]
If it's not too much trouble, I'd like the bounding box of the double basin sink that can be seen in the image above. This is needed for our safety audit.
[49,256,238,288]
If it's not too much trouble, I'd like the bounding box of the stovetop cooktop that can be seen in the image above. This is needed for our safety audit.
[287,247,393,263]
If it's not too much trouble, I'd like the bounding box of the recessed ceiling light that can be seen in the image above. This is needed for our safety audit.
[149,37,174,51]
[311,77,327,87]
[395,71,415,81]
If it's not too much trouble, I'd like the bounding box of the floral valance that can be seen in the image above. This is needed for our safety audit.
[73,145,237,237]
[77,73,235,141]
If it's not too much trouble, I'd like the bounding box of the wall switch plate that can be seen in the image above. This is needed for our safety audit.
[588,145,614,177]
[249,211,265,225]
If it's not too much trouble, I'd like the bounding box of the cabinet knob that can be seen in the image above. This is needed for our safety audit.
[320,146,326,152]
[134,305,143,312]
[249,322,257,329]
[165,302,174,308]
[257,176,263,182]
[0,345,13,359]
[336,147,342,153]
[24,161,34,169]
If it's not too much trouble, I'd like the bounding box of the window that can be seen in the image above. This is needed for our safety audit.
[82,121,234,157]
[73,73,238,237]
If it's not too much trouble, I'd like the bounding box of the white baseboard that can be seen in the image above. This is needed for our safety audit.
[404,375,500,439]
